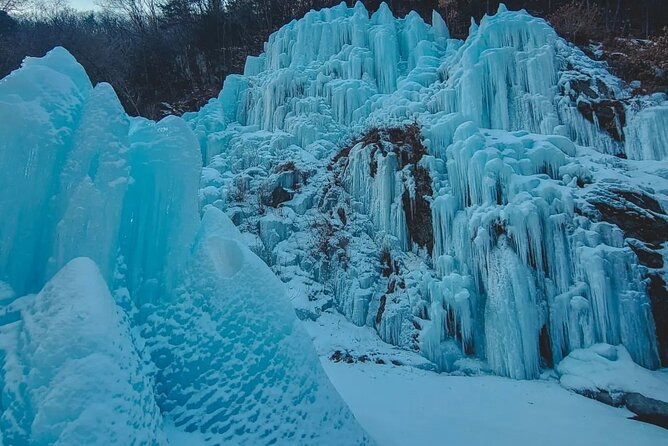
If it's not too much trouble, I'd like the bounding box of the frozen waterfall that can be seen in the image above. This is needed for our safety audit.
[1,1,667,443]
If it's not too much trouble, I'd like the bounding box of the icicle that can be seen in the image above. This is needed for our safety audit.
[431,10,450,42]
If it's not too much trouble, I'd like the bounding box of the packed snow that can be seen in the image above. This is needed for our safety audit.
[324,361,668,446]
[305,313,668,445]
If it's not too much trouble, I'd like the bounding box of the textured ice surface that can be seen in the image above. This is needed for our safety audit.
[0,48,371,444]
[142,207,371,444]
[0,258,165,445]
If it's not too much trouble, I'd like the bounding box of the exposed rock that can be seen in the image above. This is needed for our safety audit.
[648,274,668,365]
[588,187,668,247]
[353,124,434,253]
[576,99,626,142]
[587,185,668,365]
[267,186,293,208]
[568,386,668,429]
[566,76,627,143]
[628,239,664,269]
[625,392,668,429]
[402,165,434,254]
[575,389,626,407]
[376,295,387,326]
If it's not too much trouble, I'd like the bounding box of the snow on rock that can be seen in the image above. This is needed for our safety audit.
[557,344,668,403]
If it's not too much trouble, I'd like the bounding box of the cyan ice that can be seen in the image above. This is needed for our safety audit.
[0,258,165,445]
[0,48,372,444]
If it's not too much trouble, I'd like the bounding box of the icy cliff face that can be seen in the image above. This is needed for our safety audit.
[187,2,668,380]
[0,48,371,444]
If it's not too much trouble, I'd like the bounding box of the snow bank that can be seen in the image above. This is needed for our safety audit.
[325,360,668,446]
[557,344,668,403]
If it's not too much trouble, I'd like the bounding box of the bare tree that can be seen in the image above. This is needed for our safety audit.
[1,0,31,14]
[96,0,158,32]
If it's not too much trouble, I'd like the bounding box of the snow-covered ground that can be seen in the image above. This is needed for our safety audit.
[325,361,668,446]
[304,311,668,446]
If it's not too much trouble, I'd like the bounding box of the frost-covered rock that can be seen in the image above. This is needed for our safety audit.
[557,343,668,428]
[557,344,668,403]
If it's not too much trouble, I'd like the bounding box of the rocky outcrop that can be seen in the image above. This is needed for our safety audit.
[575,389,668,429]
[562,74,627,144]
[586,186,668,365]
[626,393,668,429]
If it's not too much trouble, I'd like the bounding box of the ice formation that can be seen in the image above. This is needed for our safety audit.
[0,48,371,444]
[1,2,668,442]
[186,1,667,380]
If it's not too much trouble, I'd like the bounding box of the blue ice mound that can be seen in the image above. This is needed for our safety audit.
[0,47,201,298]
[0,47,372,444]
[1,257,165,445]
[143,206,370,443]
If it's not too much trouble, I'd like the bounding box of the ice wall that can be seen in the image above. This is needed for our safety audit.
[0,48,372,444]
[0,47,201,299]
[625,102,668,160]
[189,2,668,174]
[335,123,659,379]
[422,125,659,378]
[188,2,666,379]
